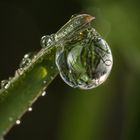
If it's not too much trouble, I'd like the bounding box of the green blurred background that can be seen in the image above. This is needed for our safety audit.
[0,0,140,139]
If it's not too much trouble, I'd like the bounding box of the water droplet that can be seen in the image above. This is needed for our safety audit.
[43,80,47,84]
[41,91,46,96]
[1,80,11,89]
[16,120,21,125]
[1,80,8,89]
[40,34,55,48]
[15,68,24,76]
[19,53,35,69]
[56,27,113,89]
[28,107,33,112]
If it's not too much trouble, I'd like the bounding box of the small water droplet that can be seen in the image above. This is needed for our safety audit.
[56,27,113,89]
[40,34,55,48]
[15,68,24,76]
[1,80,11,89]
[41,91,46,96]
[1,80,8,89]
[28,107,33,112]
[16,120,21,125]
[19,53,35,69]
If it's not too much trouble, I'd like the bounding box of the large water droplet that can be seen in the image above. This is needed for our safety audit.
[56,27,113,89]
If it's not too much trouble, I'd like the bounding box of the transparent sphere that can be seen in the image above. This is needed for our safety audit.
[55,28,113,89]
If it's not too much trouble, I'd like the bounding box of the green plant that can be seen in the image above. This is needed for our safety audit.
[0,14,91,138]
[0,14,113,138]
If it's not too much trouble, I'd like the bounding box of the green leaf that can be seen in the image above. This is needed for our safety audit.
[0,46,58,138]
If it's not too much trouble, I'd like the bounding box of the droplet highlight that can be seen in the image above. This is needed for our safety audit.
[28,107,33,112]
[41,91,46,96]
[16,120,21,125]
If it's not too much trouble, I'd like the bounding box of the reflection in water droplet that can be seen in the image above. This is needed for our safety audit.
[28,107,33,112]
[41,91,46,96]
[16,120,21,125]
[56,27,113,89]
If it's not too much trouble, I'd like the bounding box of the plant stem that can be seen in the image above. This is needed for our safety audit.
[0,14,95,138]
[0,46,58,138]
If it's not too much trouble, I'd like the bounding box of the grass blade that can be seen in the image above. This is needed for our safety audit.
[0,46,58,138]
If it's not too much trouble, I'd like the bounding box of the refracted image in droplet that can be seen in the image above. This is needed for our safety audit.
[56,27,113,89]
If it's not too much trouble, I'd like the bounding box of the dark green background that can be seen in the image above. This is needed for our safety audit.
[0,0,140,140]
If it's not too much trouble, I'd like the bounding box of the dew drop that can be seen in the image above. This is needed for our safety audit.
[41,91,46,96]
[56,27,113,89]
[16,120,21,125]
[40,34,55,48]
[19,52,36,69]
[1,80,8,89]
[28,107,33,112]
[15,68,24,76]
[1,80,11,89]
